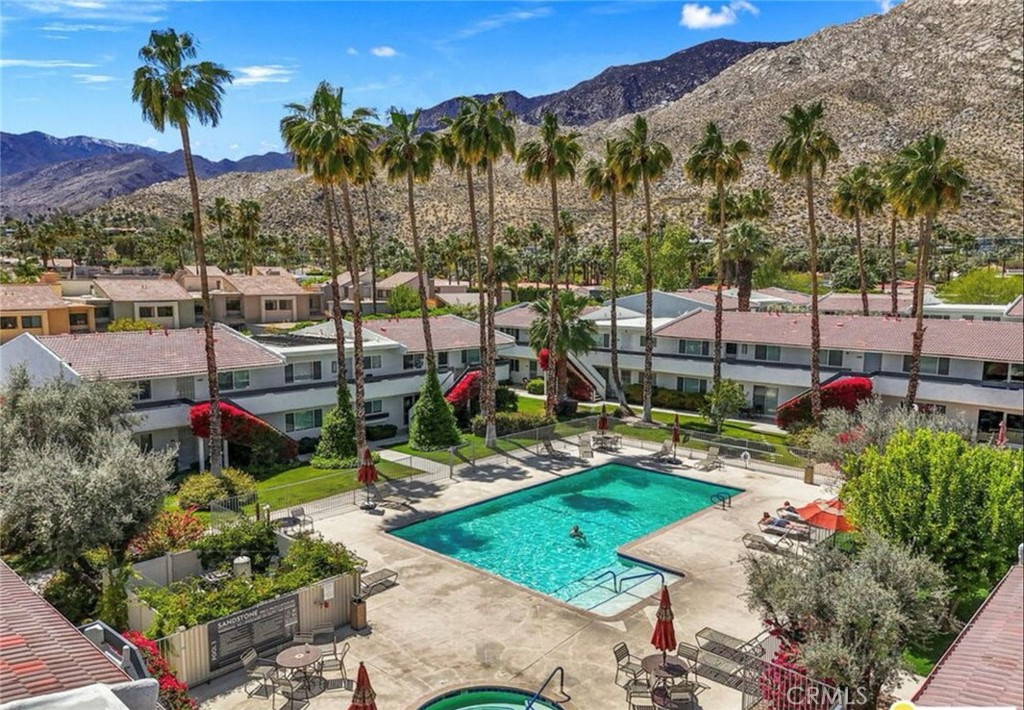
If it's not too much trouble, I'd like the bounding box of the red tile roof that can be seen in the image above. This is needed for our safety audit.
[375,271,421,289]
[93,278,191,302]
[0,284,66,311]
[654,310,1024,362]
[364,315,513,353]
[0,562,130,703]
[674,289,739,309]
[757,287,811,306]
[914,565,1024,709]
[818,292,915,313]
[1006,295,1024,318]
[492,304,539,329]
[35,324,283,380]
[224,274,308,296]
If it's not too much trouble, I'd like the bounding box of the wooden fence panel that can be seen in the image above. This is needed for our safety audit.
[297,574,359,632]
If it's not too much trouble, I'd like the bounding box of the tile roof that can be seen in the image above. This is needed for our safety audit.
[0,284,66,311]
[1006,295,1024,317]
[92,278,191,302]
[179,264,227,277]
[435,292,483,307]
[492,303,539,329]
[756,287,812,306]
[364,315,513,353]
[251,266,292,276]
[35,324,283,380]
[674,289,740,309]
[914,565,1023,709]
[0,561,130,703]
[818,292,919,313]
[376,271,421,289]
[224,274,308,296]
[654,310,1024,362]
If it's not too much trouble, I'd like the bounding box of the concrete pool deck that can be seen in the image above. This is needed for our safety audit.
[194,445,830,709]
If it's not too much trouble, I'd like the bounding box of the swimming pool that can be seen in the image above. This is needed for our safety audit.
[391,463,742,615]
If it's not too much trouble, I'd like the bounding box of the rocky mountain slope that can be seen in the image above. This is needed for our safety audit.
[417,39,785,129]
[99,0,1023,245]
[0,131,160,176]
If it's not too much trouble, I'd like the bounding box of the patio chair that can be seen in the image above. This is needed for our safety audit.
[291,632,323,674]
[241,648,278,697]
[646,439,672,462]
[312,625,349,679]
[695,447,721,471]
[623,677,650,697]
[613,642,645,687]
[676,641,700,667]
[541,439,569,459]
[288,507,314,534]
[627,687,656,710]
[668,682,698,708]
[271,674,307,710]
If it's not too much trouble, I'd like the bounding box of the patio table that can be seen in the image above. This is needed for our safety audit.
[642,653,688,706]
[276,644,323,698]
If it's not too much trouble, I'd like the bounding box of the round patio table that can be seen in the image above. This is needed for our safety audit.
[276,644,322,697]
[641,654,688,708]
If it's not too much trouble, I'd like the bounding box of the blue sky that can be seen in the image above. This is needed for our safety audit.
[1,1,896,160]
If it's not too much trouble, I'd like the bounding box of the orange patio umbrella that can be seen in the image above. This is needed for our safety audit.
[650,585,677,665]
[348,662,377,710]
[795,497,855,533]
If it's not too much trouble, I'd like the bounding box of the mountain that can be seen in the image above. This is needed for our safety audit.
[417,39,787,129]
[0,133,293,217]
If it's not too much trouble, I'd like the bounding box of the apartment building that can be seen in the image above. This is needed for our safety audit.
[0,282,95,343]
[174,267,323,325]
[88,278,197,330]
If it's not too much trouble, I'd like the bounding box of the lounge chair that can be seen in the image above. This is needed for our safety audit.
[541,439,569,459]
[578,436,594,459]
[361,568,399,597]
[371,484,412,510]
[742,532,796,554]
[649,440,674,462]
[759,518,811,540]
[695,447,722,471]
[241,648,278,697]
[613,642,645,687]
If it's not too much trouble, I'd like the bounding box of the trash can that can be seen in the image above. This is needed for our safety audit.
[803,464,815,485]
[350,597,367,631]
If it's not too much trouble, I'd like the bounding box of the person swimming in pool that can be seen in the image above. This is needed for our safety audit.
[569,525,587,542]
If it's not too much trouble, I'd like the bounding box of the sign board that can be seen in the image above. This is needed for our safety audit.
[207,592,299,670]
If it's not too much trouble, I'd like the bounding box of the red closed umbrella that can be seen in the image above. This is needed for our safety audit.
[348,662,377,710]
[597,404,609,431]
[795,498,855,533]
[671,414,681,458]
[995,418,1007,448]
[358,448,379,508]
[650,585,677,665]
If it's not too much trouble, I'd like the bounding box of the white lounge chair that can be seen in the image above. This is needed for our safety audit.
[649,440,674,462]
[696,447,722,471]
[541,439,569,459]
[578,436,594,459]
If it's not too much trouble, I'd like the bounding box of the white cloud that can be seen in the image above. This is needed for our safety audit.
[40,21,126,31]
[0,58,95,67]
[346,47,358,56]
[229,143,240,151]
[680,0,758,29]
[73,72,114,83]
[877,0,899,12]
[451,7,552,41]
[370,45,398,58]
[259,141,280,152]
[11,1,166,26]
[233,64,294,86]
[143,137,159,147]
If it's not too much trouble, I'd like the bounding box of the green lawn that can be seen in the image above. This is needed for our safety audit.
[903,587,990,676]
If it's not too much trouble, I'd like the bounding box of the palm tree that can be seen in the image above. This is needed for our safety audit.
[615,116,673,423]
[517,111,582,418]
[355,167,379,314]
[767,101,840,420]
[132,29,232,474]
[236,199,261,275]
[883,133,967,406]
[684,122,750,387]
[831,164,885,316]
[205,196,233,268]
[527,291,598,403]
[583,139,634,410]
[727,222,769,311]
[449,95,516,446]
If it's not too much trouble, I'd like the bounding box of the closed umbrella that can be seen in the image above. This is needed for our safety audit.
[650,585,677,665]
[358,448,378,509]
[795,498,855,533]
[348,662,377,710]
[597,404,609,431]
[671,414,681,459]
[995,418,1007,448]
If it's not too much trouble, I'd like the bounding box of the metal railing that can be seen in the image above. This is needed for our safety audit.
[524,666,570,710]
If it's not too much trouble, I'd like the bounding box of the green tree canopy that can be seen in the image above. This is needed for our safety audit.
[936,267,1023,304]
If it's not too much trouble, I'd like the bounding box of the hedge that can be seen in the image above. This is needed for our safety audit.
[624,383,706,412]
[470,411,554,437]
[526,378,545,395]
[366,424,399,441]
[775,376,874,431]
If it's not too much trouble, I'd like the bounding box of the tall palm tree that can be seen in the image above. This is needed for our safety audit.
[132,29,232,475]
[449,96,516,446]
[517,111,582,418]
[206,196,233,267]
[615,116,672,423]
[583,139,634,410]
[527,291,598,404]
[684,122,750,386]
[767,101,840,420]
[883,133,967,406]
[355,167,379,314]
[236,199,261,275]
[831,164,885,316]
[727,221,769,311]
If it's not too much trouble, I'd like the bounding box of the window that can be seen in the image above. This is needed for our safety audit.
[983,361,1009,382]
[218,370,250,391]
[156,306,174,318]
[278,300,291,311]
[138,306,155,318]
[1012,363,1024,384]
[138,433,153,452]
[226,298,242,312]
[0,316,16,329]
[602,333,611,348]
[69,312,88,326]
[754,345,781,362]
[363,355,382,370]
[982,316,1001,322]
[20,315,42,329]
[902,355,949,375]
[462,349,481,365]
[510,359,520,372]
[824,350,844,367]
[194,303,203,318]
[265,300,278,311]
[725,343,738,357]
[403,354,424,370]
[284,361,322,383]
[364,400,383,415]
[285,408,323,432]
[95,306,112,320]
[640,336,657,349]
[918,403,947,415]
[308,296,320,310]
[132,380,152,400]
[437,351,449,367]
[676,377,707,394]
[678,339,710,357]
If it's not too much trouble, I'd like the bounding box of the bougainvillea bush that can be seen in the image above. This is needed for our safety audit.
[122,631,197,710]
[127,508,206,561]
[776,377,873,431]
[189,402,297,463]
[445,370,482,410]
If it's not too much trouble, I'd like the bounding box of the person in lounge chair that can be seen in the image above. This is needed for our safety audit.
[781,501,798,515]
[761,512,807,532]
[569,525,587,543]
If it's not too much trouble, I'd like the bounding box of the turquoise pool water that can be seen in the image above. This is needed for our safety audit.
[391,464,741,613]
[417,687,563,709]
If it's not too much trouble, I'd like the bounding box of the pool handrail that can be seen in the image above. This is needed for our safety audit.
[524,666,570,710]
[616,569,665,593]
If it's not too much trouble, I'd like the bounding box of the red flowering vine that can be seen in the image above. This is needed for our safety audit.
[189,402,297,461]
[538,348,552,372]
[122,630,198,710]
[445,370,482,410]
[776,377,873,430]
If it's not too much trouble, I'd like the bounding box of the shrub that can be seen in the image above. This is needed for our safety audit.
[495,386,519,412]
[471,411,554,437]
[107,318,158,332]
[192,518,278,573]
[297,437,319,455]
[776,376,873,431]
[128,508,207,561]
[221,467,256,497]
[625,383,706,412]
[366,423,398,441]
[277,536,356,580]
[122,631,198,710]
[526,378,545,395]
[43,570,98,624]
[175,472,226,510]
[312,405,357,468]
[386,283,420,313]
[699,379,746,434]
[410,370,462,451]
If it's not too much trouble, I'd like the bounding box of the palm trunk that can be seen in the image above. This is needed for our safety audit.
[363,184,378,314]
[467,168,489,421]
[855,213,869,316]
[555,355,569,402]
[906,214,933,406]
[484,161,499,446]
[406,172,436,374]
[713,180,726,383]
[737,259,753,311]
[889,213,899,316]
[689,258,700,290]
[805,172,822,420]
[339,181,367,455]
[547,171,561,419]
[610,191,628,409]
[324,187,349,405]
[179,123,221,475]
[642,176,654,423]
